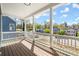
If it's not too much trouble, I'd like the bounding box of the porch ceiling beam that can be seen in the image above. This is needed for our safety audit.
[1,3,66,20]
[1,3,49,19]
[24,3,61,19]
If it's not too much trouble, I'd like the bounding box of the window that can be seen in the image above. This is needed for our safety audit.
[35,9,50,33]
[9,23,15,31]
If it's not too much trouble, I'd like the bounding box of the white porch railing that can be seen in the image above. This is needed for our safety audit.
[1,31,79,55]
[1,31,24,47]
[53,34,79,55]
[2,31,24,40]
[27,32,79,55]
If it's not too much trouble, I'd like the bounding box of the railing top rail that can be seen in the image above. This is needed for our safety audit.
[2,31,24,33]
[53,34,79,40]
[33,32,79,40]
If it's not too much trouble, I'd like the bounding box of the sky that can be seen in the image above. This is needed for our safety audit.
[35,3,79,25]
[16,18,22,24]
[35,9,50,25]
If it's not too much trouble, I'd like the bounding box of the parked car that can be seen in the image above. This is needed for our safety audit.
[36,29,44,33]
[53,28,60,34]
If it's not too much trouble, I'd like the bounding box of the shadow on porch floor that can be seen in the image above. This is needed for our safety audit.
[0,39,65,56]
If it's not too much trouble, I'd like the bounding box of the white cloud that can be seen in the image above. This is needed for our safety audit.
[73,22,77,24]
[53,12,56,15]
[67,22,77,25]
[35,14,41,19]
[65,8,69,12]
[53,20,55,23]
[60,7,69,13]
[72,4,79,8]
[61,14,68,18]
[75,17,79,21]
[45,19,55,23]
[35,12,49,19]
[60,10,63,13]
[42,13,49,16]
[16,19,22,24]
[46,19,50,22]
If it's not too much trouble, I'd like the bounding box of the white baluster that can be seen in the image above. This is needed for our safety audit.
[71,39,72,47]
[74,39,76,49]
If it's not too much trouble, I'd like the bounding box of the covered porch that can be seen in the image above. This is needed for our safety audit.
[0,3,79,56]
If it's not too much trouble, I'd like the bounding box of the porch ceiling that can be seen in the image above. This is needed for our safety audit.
[1,3,59,19]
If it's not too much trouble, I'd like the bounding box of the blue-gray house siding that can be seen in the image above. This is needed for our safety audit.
[0,15,1,41]
[2,16,16,32]
[2,16,16,40]
[0,7,1,41]
[0,16,1,40]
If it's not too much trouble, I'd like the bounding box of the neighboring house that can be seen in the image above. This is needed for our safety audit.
[2,16,16,32]
[53,28,60,34]
[65,29,76,36]
[75,29,79,32]
[77,29,79,32]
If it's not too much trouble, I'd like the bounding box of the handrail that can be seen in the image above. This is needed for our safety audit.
[2,31,24,33]
[32,32,79,55]
[32,32,79,40]
[53,34,79,40]
[2,31,24,40]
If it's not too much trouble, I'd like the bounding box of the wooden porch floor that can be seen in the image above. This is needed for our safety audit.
[0,39,65,56]
[1,42,36,56]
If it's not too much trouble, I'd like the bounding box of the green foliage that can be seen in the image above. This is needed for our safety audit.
[28,28,33,31]
[35,24,41,29]
[77,32,79,37]
[16,24,22,29]
[58,30,65,35]
[44,29,50,33]
[26,24,33,31]
[53,24,59,28]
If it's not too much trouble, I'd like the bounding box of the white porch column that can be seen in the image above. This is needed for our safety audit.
[24,20,26,32]
[24,19,27,37]
[50,7,53,48]
[74,39,76,49]
[0,4,1,44]
[0,14,3,48]
[33,16,35,41]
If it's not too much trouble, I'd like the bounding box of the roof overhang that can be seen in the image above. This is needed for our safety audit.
[1,3,60,19]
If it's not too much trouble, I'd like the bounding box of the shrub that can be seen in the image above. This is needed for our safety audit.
[58,30,65,35]
[44,29,50,33]
[77,32,79,37]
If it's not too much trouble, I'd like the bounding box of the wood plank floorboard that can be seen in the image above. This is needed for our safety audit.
[0,42,36,56]
[0,39,65,56]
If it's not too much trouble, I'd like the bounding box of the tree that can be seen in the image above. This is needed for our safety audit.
[58,24,65,30]
[77,32,79,37]
[16,24,22,29]
[53,24,59,28]
[58,30,65,35]
[35,24,41,29]
[26,23,33,31]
